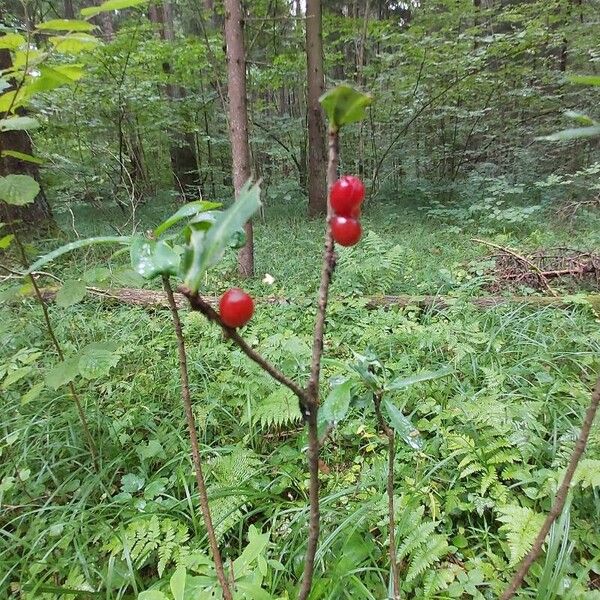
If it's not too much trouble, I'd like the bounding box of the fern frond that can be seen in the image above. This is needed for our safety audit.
[406,535,449,583]
[497,505,545,566]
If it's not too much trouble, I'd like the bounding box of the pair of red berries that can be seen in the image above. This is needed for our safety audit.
[330,175,365,246]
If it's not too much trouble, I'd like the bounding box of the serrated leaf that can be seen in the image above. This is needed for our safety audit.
[130,237,180,279]
[153,200,222,237]
[37,19,96,31]
[319,379,352,425]
[45,357,80,389]
[25,236,130,275]
[183,180,261,292]
[385,366,453,391]
[0,33,26,50]
[78,342,120,380]
[1,150,45,164]
[49,33,99,54]
[383,399,423,450]
[540,126,600,141]
[0,116,40,131]
[21,382,44,405]
[0,174,39,206]
[567,74,600,86]
[319,85,373,130]
[55,279,86,307]
[81,0,149,17]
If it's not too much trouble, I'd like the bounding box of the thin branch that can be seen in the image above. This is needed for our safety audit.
[11,228,98,471]
[373,392,400,600]
[297,125,340,600]
[179,287,309,403]
[501,377,600,599]
[162,276,233,600]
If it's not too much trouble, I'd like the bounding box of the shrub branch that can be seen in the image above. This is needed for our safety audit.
[162,276,234,600]
[501,376,600,599]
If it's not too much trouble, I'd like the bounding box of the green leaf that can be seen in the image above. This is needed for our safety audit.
[1,150,45,165]
[235,582,274,600]
[138,592,168,600]
[49,33,99,54]
[121,473,145,494]
[21,382,44,405]
[564,111,596,126]
[0,234,14,248]
[153,200,222,237]
[81,0,149,17]
[130,237,180,279]
[319,379,353,425]
[183,180,261,292]
[0,116,40,131]
[0,174,39,206]
[540,126,600,141]
[55,279,86,307]
[78,342,120,379]
[386,366,453,391]
[383,399,423,450]
[319,85,373,130]
[45,357,80,390]
[0,33,26,50]
[0,88,29,112]
[37,19,96,31]
[25,236,130,275]
[170,567,186,600]
[233,525,270,578]
[567,74,600,86]
[2,366,32,389]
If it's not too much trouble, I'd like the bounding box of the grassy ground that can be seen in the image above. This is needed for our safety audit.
[1,200,600,599]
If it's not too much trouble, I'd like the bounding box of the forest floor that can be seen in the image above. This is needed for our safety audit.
[2,201,600,599]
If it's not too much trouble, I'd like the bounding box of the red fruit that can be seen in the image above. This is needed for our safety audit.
[330,175,365,216]
[331,216,362,246]
[219,288,254,328]
[350,204,361,218]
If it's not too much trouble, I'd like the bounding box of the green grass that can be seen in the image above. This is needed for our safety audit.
[2,200,600,599]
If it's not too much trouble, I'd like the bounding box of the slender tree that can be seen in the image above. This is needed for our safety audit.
[223,0,254,276]
[305,0,328,217]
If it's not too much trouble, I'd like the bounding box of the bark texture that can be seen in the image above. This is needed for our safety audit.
[305,0,328,217]
[224,0,254,276]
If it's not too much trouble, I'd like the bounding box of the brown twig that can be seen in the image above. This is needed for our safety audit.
[373,392,401,600]
[162,276,233,600]
[11,228,99,471]
[501,377,600,599]
[297,125,340,600]
[472,238,559,297]
[179,288,309,404]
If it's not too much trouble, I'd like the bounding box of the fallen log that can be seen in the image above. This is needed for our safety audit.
[20,286,600,312]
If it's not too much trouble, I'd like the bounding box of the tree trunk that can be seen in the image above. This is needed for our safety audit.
[149,0,200,200]
[0,44,53,229]
[64,0,75,19]
[305,0,328,217]
[224,0,254,277]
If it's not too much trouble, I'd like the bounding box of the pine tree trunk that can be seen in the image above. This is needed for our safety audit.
[305,0,328,217]
[0,44,53,229]
[224,0,254,277]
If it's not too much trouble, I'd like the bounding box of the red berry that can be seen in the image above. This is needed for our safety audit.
[350,204,361,218]
[331,216,362,246]
[219,288,254,328]
[330,175,365,217]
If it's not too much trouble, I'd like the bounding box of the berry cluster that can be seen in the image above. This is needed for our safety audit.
[330,175,365,246]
